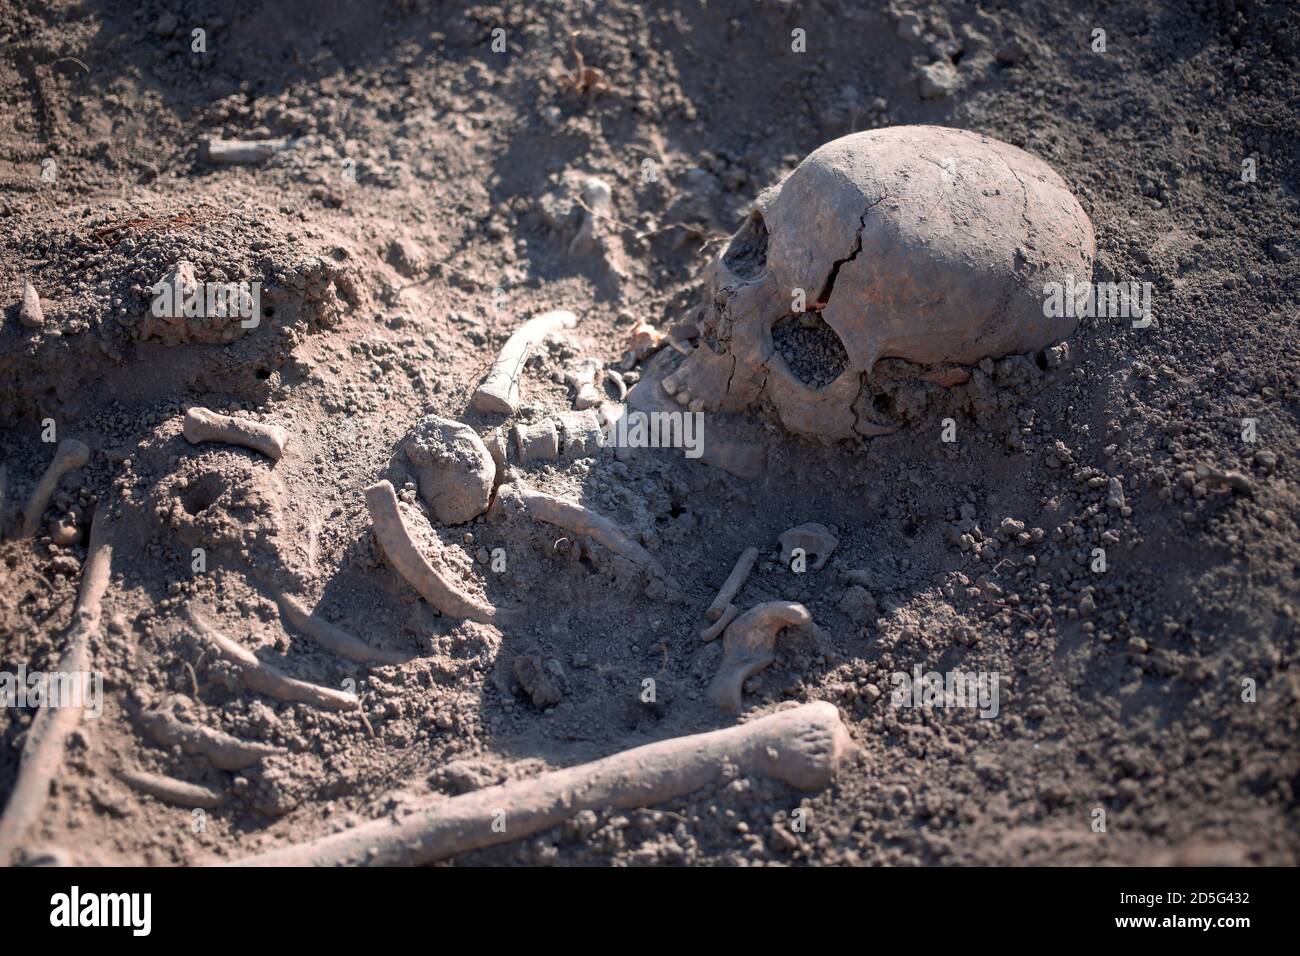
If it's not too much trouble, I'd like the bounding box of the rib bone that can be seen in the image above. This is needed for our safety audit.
[473,309,578,415]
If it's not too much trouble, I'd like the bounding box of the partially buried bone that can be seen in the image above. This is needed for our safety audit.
[513,419,559,464]
[18,281,44,330]
[473,309,578,415]
[19,438,89,538]
[700,602,739,642]
[0,508,112,861]
[495,481,668,582]
[779,523,837,571]
[224,700,853,866]
[706,546,759,621]
[186,607,358,711]
[183,407,288,461]
[203,137,296,165]
[708,601,813,714]
[364,479,518,625]
[277,593,409,666]
[117,768,225,809]
[138,703,285,771]
[398,414,495,524]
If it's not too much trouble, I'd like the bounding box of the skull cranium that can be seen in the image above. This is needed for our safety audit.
[661,125,1096,440]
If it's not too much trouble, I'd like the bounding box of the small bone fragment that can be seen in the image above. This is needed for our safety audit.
[18,281,44,329]
[500,482,667,580]
[186,608,358,711]
[277,593,408,666]
[606,368,627,400]
[700,602,739,642]
[706,546,760,621]
[779,523,838,571]
[225,700,853,866]
[565,358,603,410]
[364,480,517,625]
[626,320,664,361]
[183,407,288,461]
[20,438,89,538]
[153,260,198,321]
[138,707,284,771]
[473,309,578,415]
[203,137,295,165]
[480,426,509,479]
[512,419,559,463]
[0,510,112,860]
[556,409,604,460]
[116,768,225,809]
[708,602,812,714]
[400,415,495,524]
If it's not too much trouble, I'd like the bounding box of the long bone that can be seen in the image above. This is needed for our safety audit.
[138,706,285,771]
[186,608,358,711]
[182,407,288,461]
[277,593,410,666]
[708,601,813,714]
[496,481,667,580]
[473,309,578,415]
[0,508,112,861]
[116,768,225,809]
[705,546,759,621]
[224,700,853,866]
[365,480,518,625]
[19,438,89,538]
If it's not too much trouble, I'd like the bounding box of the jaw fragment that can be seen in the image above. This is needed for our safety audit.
[779,523,838,571]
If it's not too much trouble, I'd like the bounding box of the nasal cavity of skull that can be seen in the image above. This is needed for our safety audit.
[721,210,768,279]
[772,313,848,389]
[182,472,226,516]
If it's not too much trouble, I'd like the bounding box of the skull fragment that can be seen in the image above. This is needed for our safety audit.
[662,125,1096,440]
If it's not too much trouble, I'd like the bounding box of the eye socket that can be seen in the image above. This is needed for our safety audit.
[721,210,768,280]
[772,313,848,389]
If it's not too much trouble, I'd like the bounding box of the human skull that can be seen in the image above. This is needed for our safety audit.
[662,125,1096,440]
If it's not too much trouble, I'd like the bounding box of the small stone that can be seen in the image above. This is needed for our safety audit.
[918,61,960,99]
[153,12,179,36]
[18,282,44,329]
[836,585,878,624]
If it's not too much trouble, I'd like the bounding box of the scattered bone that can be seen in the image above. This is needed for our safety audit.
[183,407,288,461]
[513,654,565,709]
[606,368,627,401]
[19,438,89,539]
[708,602,813,714]
[202,137,296,165]
[480,426,509,480]
[700,602,739,642]
[565,357,603,409]
[153,260,198,321]
[512,419,560,463]
[116,768,225,809]
[225,700,852,866]
[625,320,665,363]
[706,546,760,621]
[556,409,604,460]
[473,309,578,415]
[138,705,285,771]
[497,482,668,581]
[779,523,838,571]
[0,509,113,861]
[18,281,44,329]
[50,518,79,547]
[186,608,359,711]
[364,479,517,625]
[399,414,495,524]
[277,593,408,666]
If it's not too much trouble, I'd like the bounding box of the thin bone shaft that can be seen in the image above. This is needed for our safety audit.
[513,484,666,578]
[20,438,89,538]
[182,407,288,461]
[186,608,358,711]
[0,509,112,860]
[706,546,759,621]
[277,593,409,666]
[364,480,515,625]
[473,310,577,415]
[225,701,852,866]
[116,768,225,809]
